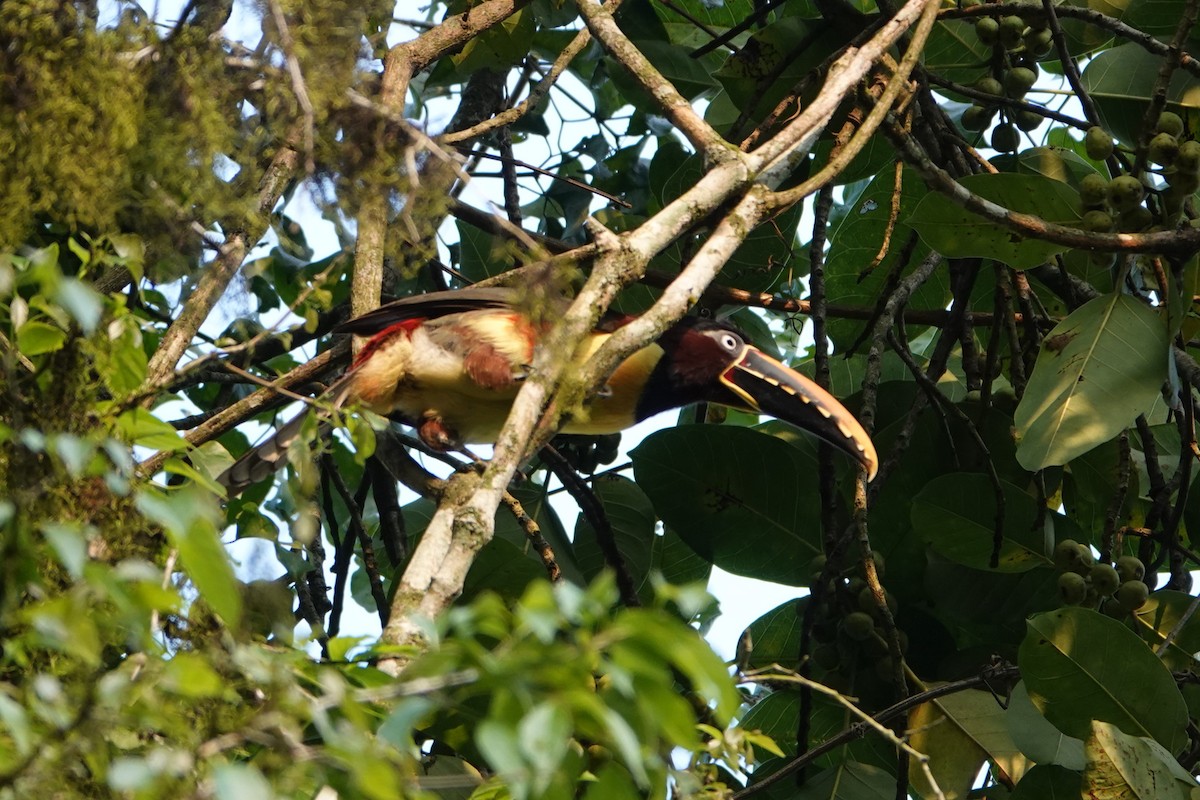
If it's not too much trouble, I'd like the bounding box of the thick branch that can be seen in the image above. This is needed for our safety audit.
[352,0,529,320]
[142,140,299,387]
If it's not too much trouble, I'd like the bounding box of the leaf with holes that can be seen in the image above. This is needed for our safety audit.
[1014,292,1168,471]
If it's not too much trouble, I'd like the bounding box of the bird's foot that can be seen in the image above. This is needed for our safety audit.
[418,416,462,451]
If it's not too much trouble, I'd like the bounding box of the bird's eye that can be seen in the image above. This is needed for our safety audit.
[719,333,739,351]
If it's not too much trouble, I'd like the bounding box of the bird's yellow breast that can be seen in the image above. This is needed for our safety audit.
[348,323,667,442]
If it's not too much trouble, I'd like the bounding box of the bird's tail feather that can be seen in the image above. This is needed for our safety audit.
[217,375,354,497]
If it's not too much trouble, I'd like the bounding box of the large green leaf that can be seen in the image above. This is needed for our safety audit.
[921,19,991,84]
[1132,590,1200,670]
[1007,682,1086,771]
[796,761,894,799]
[573,474,657,590]
[825,168,944,350]
[714,16,837,136]
[907,693,988,799]
[907,173,1080,269]
[1083,721,1196,800]
[740,598,805,670]
[631,425,821,585]
[1014,292,1168,470]
[913,688,1029,789]
[1019,608,1188,752]
[1008,765,1082,799]
[135,486,241,629]
[1082,44,1200,145]
[912,474,1045,572]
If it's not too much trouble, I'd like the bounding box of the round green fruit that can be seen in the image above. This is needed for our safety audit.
[1176,140,1200,172]
[1024,27,1054,56]
[991,123,1020,152]
[1101,598,1128,618]
[1106,175,1144,212]
[963,105,994,131]
[1081,209,1114,232]
[1170,168,1200,194]
[1058,571,1088,605]
[858,586,897,617]
[1000,15,1026,49]
[975,76,1004,97]
[1149,132,1180,166]
[1015,109,1043,132]
[813,643,842,670]
[1085,126,1115,161]
[861,632,889,658]
[807,554,828,582]
[1115,555,1145,582]
[842,611,876,641]
[1053,539,1082,570]
[1116,580,1150,611]
[1004,67,1038,97]
[975,17,1000,44]
[1156,111,1185,138]
[1073,543,1096,573]
[1119,206,1154,232]
[1079,173,1109,207]
[1089,563,1120,595]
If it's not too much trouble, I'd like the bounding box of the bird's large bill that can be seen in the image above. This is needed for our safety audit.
[720,347,879,481]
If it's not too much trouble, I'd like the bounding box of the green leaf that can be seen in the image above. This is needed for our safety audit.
[1019,607,1187,752]
[912,474,1045,571]
[992,146,1103,187]
[1083,721,1195,800]
[740,691,802,758]
[455,220,515,282]
[572,475,656,590]
[629,40,718,100]
[907,694,988,799]
[54,277,102,334]
[162,651,226,698]
[1014,292,1168,470]
[40,521,89,579]
[795,761,894,799]
[16,320,66,355]
[518,702,573,792]
[1132,590,1200,670]
[213,763,273,800]
[910,688,1030,789]
[135,486,242,628]
[116,408,189,451]
[1008,765,1082,799]
[907,173,1081,269]
[631,425,821,585]
[450,8,535,74]
[825,167,943,350]
[1007,681,1086,771]
[740,598,805,670]
[921,19,991,84]
[1082,44,1200,145]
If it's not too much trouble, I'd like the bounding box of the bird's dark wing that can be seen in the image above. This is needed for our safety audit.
[334,287,519,336]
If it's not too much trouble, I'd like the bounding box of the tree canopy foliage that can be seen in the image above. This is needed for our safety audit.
[3,0,1200,797]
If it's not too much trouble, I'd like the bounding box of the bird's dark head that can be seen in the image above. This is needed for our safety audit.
[640,317,878,480]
